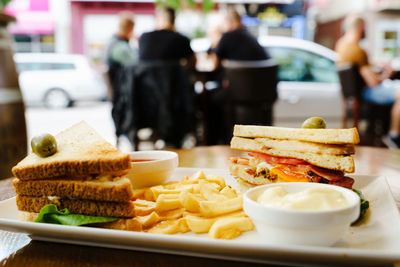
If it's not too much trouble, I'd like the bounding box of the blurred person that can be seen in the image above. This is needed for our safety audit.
[207,25,223,53]
[139,7,196,69]
[207,8,271,145]
[106,11,137,82]
[133,7,195,148]
[211,7,270,67]
[335,14,400,148]
[105,11,137,146]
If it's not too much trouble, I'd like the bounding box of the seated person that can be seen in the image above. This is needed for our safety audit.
[335,14,400,148]
[139,7,195,68]
[212,7,270,65]
[207,8,272,144]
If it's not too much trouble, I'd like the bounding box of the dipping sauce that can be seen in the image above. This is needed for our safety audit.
[257,186,349,211]
[131,159,155,163]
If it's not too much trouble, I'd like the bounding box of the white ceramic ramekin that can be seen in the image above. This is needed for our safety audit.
[126,151,178,188]
[243,182,360,246]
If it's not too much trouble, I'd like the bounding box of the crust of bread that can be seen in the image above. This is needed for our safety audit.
[254,137,355,155]
[231,137,355,173]
[13,176,134,202]
[12,121,130,180]
[18,211,38,222]
[233,125,360,144]
[16,195,135,218]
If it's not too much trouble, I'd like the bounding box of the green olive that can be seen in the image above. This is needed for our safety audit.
[31,133,57,157]
[301,117,326,129]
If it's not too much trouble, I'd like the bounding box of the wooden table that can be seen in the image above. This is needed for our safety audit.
[1,145,400,267]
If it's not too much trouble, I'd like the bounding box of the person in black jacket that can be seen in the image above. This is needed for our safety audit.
[139,7,196,69]
[207,8,271,145]
[129,7,195,148]
[213,8,270,64]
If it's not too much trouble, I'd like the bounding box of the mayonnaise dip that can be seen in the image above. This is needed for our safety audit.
[257,186,349,211]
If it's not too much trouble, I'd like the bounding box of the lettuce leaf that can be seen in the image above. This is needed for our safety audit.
[351,189,370,225]
[35,204,118,226]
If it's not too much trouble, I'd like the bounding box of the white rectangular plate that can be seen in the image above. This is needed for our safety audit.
[1,168,400,266]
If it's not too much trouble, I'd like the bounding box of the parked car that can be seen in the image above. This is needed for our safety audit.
[14,53,107,108]
[191,36,343,126]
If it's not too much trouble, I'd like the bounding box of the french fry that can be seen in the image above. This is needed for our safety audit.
[136,211,161,228]
[144,188,155,201]
[157,208,184,220]
[163,181,180,188]
[151,185,193,200]
[99,218,143,232]
[149,185,164,200]
[128,171,254,239]
[199,180,227,201]
[199,196,243,217]
[146,218,188,235]
[134,205,156,216]
[191,184,200,194]
[220,186,237,199]
[182,170,206,184]
[208,217,254,239]
[131,188,146,199]
[156,194,182,211]
[177,217,190,233]
[146,220,180,234]
[205,175,226,188]
[133,199,156,207]
[185,214,216,233]
[179,191,203,212]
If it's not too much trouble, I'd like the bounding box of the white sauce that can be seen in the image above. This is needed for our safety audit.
[257,186,349,211]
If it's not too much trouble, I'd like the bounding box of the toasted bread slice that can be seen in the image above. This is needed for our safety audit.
[13,176,134,202]
[16,195,135,218]
[233,125,360,144]
[12,121,130,180]
[254,137,355,155]
[231,137,355,173]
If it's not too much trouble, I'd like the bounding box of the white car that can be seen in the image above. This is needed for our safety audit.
[14,53,107,108]
[191,36,343,127]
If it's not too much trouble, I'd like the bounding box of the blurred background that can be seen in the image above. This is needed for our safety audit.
[2,0,400,158]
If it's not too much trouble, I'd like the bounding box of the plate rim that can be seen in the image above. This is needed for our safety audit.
[1,167,400,265]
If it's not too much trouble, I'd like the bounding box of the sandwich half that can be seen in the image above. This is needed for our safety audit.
[12,121,135,223]
[229,125,360,189]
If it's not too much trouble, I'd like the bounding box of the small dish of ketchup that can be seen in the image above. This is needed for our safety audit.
[127,151,178,188]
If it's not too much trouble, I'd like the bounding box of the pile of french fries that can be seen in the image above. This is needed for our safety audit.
[130,170,254,239]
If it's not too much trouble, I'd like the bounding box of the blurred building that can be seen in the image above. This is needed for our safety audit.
[312,0,400,64]
[5,0,56,52]
[5,0,310,62]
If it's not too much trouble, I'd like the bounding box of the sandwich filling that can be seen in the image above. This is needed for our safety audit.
[229,152,354,189]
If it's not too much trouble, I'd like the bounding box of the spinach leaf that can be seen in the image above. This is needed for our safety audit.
[351,189,370,225]
[35,204,118,226]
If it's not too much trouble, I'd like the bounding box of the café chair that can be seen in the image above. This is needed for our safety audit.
[337,63,364,129]
[222,59,278,143]
[116,60,195,150]
[337,63,392,145]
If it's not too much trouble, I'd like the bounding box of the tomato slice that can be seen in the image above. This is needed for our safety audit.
[249,152,309,166]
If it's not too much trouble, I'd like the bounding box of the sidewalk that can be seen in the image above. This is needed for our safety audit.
[25,101,118,149]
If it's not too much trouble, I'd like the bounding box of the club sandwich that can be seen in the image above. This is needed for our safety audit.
[229,125,360,189]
